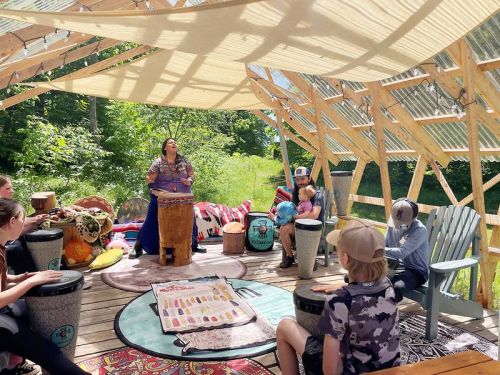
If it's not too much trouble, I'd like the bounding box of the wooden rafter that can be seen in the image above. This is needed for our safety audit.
[448,44,500,117]
[376,84,451,167]
[420,62,500,139]
[0,0,133,60]
[250,110,319,158]
[282,71,379,162]
[333,79,437,162]
[247,70,341,165]
[0,39,121,90]
[368,82,392,220]
[0,45,152,110]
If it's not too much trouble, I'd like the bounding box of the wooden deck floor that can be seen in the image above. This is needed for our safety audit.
[75,242,499,374]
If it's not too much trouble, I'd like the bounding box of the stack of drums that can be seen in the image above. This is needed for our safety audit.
[25,229,64,270]
[293,284,327,338]
[245,212,274,252]
[25,270,84,368]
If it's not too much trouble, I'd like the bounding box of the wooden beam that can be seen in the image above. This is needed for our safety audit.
[312,91,333,192]
[459,173,500,206]
[0,39,121,90]
[346,159,367,215]
[1,45,151,110]
[283,71,378,163]
[250,110,319,157]
[377,84,451,167]
[448,44,500,116]
[248,72,341,165]
[368,82,392,220]
[0,0,133,59]
[276,109,293,189]
[407,156,428,201]
[460,38,492,309]
[310,158,322,182]
[429,160,459,205]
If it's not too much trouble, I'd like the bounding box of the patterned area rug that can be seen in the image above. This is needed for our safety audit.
[101,253,247,292]
[78,348,273,374]
[399,312,498,362]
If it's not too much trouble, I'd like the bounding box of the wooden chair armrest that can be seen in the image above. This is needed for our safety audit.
[430,256,480,274]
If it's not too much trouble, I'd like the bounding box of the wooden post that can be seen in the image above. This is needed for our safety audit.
[460,39,492,308]
[346,159,367,215]
[429,161,459,205]
[368,82,392,221]
[311,157,322,182]
[407,156,427,201]
[275,108,293,189]
[312,91,333,192]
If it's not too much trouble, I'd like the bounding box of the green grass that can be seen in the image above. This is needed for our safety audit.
[212,154,283,212]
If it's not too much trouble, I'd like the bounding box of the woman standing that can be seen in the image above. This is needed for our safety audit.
[0,198,89,374]
[132,139,195,264]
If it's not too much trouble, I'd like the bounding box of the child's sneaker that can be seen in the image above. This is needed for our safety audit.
[2,360,41,375]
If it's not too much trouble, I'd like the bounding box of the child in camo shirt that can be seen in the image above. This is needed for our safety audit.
[276,219,400,375]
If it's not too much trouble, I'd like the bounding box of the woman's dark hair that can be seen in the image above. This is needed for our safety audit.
[292,177,316,205]
[161,138,185,164]
[0,175,10,189]
[0,198,23,228]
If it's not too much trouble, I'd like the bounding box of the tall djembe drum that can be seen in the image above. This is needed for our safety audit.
[154,190,194,266]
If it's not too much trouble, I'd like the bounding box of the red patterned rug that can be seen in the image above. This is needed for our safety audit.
[78,347,274,374]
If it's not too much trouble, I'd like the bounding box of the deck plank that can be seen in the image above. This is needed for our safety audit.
[73,242,499,374]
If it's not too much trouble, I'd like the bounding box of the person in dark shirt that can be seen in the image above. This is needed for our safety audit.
[278,167,324,268]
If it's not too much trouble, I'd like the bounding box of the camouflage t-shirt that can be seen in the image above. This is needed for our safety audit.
[317,277,400,374]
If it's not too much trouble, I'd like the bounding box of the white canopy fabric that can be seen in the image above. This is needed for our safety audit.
[1,0,498,81]
[32,49,267,110]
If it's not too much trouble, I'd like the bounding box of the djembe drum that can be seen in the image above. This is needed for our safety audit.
[293,284,327,338]
[30,193,49,215]
[154,190,194,267]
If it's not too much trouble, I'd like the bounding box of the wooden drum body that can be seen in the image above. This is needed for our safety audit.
[31,191,56,215]
[156,193,194,267]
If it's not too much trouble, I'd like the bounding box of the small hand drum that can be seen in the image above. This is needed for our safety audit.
[31,193,49,215]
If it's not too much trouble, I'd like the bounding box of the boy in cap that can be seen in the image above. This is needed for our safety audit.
[278,166,325,268]
[276,219,400,375]
[385,198,429,302]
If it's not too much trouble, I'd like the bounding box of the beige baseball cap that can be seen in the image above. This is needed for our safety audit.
[326,219,385,263]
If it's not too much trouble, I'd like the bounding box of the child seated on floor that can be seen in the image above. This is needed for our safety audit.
[276,219,400,375]
[295,185,316,219]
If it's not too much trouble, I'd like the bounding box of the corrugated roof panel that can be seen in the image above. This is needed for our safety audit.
[0,0,75,34]
[466,15,500,61]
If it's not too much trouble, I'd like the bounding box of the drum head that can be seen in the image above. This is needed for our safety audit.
[117,198,150,224]
[246,217,274,251]
[25,229,63,242]
[330,171,353,177]
[293,284,327,314]
[246,212,268,219]
[295,219,323,231]
[25,270,84,297]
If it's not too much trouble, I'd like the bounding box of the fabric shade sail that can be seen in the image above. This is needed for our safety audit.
[31,49,267,110]
[1,0,498,82]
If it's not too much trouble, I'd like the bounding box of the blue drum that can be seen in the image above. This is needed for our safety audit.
[245,212,274,252]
